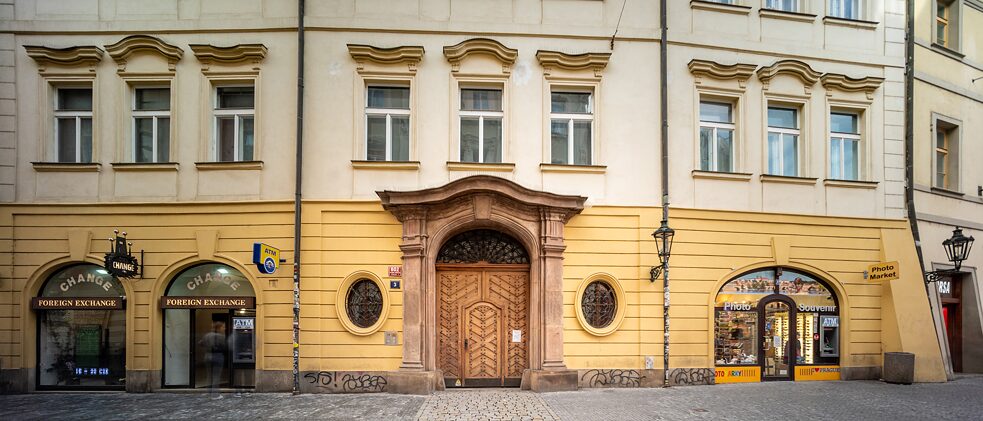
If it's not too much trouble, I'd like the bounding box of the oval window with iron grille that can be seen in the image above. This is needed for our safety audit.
[346,279,383,328]
[581,280,616,329]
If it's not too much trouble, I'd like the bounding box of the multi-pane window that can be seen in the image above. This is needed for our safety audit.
[365,86,410,161]
[767,106,800,176]
[935,122,959,190]
[765,0,798,12]
[936,1,952,47]
[829,0,860,19]
[550,91,592,166]
[214,86,254,162]
[460,88,503,163]
[132,87,170,163]
[54,88,93,163]
[699,101,735,172]
[829,112,860,181]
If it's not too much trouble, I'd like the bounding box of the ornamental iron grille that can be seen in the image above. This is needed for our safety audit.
[582,280,616,328]
[436,229,529,264]
[346,279,383,328]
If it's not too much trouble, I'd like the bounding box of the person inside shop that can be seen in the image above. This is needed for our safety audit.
[199,320,228,398]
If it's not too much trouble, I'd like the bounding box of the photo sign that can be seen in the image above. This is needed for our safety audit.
[865,261,899,282]
[253,243,281,274]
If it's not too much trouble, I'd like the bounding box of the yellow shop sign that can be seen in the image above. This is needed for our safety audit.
[865,261,899,281]
[796,365,840,381]
[714,366,760,384]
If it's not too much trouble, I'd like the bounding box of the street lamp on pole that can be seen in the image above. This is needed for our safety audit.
[650,219,675,387]
[925,227,975,283]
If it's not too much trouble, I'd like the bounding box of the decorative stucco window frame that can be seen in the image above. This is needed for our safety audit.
[757,60,820,179]
[348,44,424,168]
[336,270,391,336]
[574,273,626,337]
[536,50,610,172]
[105,35,183,166]
[444,38,517,170]
[689,59,757,177]
[189,44,267,167]
[24,45,103,168]
[820,72,882,185]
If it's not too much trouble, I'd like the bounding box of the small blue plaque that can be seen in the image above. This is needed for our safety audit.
[390,280,401,289]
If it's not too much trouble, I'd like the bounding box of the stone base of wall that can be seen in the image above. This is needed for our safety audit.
[300,370,392,394]
[574,368,716,388]
[841,366,881,380]
[256,369,293,392]
[125,370,158,393]
[0,368,28,394]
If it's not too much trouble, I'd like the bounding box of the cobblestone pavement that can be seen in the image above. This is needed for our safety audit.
[3,376,983,420]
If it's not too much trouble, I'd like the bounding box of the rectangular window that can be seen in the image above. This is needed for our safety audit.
[365,86,410,161]
[132,87,170,163]
[460,88,503,163]
[829,0,860,19]
[550,91,592,166]
[214,86,255,162]
[934,120,959,190]
[699,101,735,173]
[829,112,860,180]
[765,0,798,12]
[767,106,800,177]
[937,1,950,46]
[54,88,93,163]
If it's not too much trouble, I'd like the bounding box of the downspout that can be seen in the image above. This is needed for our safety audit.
[903,0,950,380]
[659,0,670,388]
[292,0,305,395]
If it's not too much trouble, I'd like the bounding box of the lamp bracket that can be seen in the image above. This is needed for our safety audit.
[649,266,663,283]
[925,269,959,284]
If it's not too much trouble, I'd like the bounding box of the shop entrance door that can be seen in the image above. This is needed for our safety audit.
[192,309,257,389]
[760,297,796,381]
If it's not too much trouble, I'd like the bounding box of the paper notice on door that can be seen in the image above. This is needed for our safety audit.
[774,336,782,348]
[512,330,521,343]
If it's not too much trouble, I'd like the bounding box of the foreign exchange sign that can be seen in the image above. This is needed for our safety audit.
[160,296,256,309]
[32,297,124,310]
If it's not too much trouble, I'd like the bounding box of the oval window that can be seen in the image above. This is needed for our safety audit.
[581,280,616,329]
[346,279,383,328]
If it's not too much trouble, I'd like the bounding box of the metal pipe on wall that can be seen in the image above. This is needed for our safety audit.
[659,0,670,388]
[292,0,305,396]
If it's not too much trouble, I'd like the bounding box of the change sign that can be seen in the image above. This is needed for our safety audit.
[866,261,899,281]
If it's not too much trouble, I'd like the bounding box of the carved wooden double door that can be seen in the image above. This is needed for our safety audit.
[437,266,529,387]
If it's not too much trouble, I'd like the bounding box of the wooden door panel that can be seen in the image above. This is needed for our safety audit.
[487,272,529,378]
[438,271,481,380]
[464,302,502,379]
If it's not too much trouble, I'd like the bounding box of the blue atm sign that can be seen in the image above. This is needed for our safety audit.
[253,243,281,274]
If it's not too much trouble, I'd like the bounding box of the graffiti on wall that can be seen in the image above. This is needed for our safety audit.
[303,371,387,392]
[304,371,337,387]
[669,368,715,386]
[580,369,644,388]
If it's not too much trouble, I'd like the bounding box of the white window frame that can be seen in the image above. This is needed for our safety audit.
[459,87,505,164]
[829,112,861,180]
[131,86,171,163]
[765,0,799,12]
[699,100,736,172]
[212,85,255,162]
[828,0,861,20]
[766,106,801,177]
[365,85,411,162]
[932,114,961,191]
[53,87,93,163]
[549,90,594,166]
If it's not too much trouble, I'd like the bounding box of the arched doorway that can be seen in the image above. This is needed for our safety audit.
[436,229,530,387]
[161,263,256,389]
[714,267,840,382]
[34,264,126,390]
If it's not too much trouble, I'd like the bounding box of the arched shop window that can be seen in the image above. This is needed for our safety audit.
[714,268,840,378]
[162,263,257,389]
[35,264,126,389]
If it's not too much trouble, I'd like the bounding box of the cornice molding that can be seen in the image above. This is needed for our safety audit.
[189,44,268,71]
[443,38,518,74]
[24,45,103,72]
[535,50,611,77]
[688,59,758,88]
[104,35,183,72]
[347,44,425,73]
[757,59,821,93]
[821,73,884,100]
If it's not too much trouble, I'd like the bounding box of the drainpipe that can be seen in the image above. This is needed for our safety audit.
[292,0,305,395]
[903,0,950,380]
[659,0,670,388]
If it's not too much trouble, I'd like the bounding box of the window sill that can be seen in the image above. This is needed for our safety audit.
[930,186,965,198]
[111,162,179,172]
[32,162,101,172]
[195,161,264,170]
[446,161,515,172]
[824,179,878,189]
[540,163,606,174]
[759,8,817,23]
[690,0,751,15]
[692,170,753,181]
[760,174,818,185]
[351,160,421,171]
[930,43,965,61]
[822,16,878,30]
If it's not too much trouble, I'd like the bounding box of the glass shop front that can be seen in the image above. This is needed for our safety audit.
[714,267,841,383]
[34,264,126,390]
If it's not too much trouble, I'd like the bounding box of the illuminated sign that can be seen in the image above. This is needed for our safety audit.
[798,304,837,312]
[32,297,123,310]
[160,296,256,309]
[865,261,899,281]
[233,317,255,330]
[938,280,951,295]
[722,302,753,311]
[253,243,281,274]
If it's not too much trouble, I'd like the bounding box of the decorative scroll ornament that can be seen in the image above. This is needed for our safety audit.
[347,44,424,72]
[104,35,183,72]
[688,59,758,89]
[757,59,821,92]
[346,279,383,328]
[443,38,518,74]
[821,73,884,100]
[582,280,616,328]
[189,44,268,71]
[24,45,103,72]
[535,50,611,77]
[437,229,529,264]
